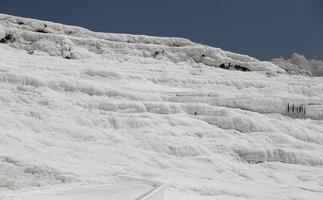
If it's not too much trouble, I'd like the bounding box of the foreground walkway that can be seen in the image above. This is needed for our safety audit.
[1,179,165,200]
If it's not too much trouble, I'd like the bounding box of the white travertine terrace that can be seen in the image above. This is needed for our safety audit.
[1,14,323,200]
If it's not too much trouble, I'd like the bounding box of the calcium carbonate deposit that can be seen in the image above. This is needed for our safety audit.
[0,14,323,200]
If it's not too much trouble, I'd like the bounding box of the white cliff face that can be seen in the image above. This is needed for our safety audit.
[0,14,323,200]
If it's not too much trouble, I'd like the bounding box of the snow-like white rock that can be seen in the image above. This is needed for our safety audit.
[1,14,323,200]
[0,14,285,73]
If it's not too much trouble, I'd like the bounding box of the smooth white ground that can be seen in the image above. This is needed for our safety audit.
[1,180,153,200]
[1,14,323,200]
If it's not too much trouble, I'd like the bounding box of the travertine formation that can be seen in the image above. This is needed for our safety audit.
[1,14,323,200]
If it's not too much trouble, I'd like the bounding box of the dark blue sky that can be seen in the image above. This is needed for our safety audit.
[1,0,323,60]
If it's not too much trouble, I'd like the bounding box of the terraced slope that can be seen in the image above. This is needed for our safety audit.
[1,14,323,200]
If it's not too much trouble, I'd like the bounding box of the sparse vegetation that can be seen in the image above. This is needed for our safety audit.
[0,33,15,44]
[233,64,250,71]
[218,63,250,71]
[36,29,48,34]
